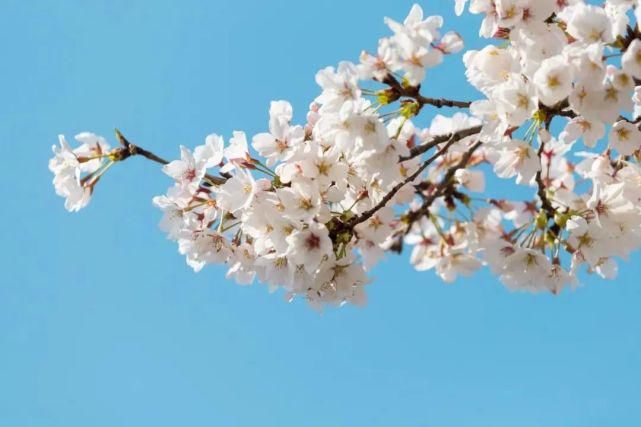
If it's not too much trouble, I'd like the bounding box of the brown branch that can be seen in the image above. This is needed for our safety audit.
[541,98,576,119]
[382,74,473,110]
[349,133,462,229]
[402,140,483,231]
[114,129,226,185]
[400,125,483,162]
[534,134,562,237]
[416,95,473,109]
[619,24,641,52]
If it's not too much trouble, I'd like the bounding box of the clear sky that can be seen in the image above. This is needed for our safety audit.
[2,0,641,426]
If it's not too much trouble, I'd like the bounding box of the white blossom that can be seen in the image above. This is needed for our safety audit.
[50,2,641,308]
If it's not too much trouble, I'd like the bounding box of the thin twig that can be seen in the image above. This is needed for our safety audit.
[403,140,483,231]
[534,122,561,237]
[400,125,483,162]
[115,129,226,185]
[350,133,462,228]
[382,74,473,110]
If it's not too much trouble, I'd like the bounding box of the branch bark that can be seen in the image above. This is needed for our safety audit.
[400,125,483,162]
[403,140,483,231]
[534,135,561,238]
[114,129,226,185]
[382,74,473,110]
[349,133,463,228]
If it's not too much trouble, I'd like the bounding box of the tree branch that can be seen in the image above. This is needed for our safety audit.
[534,134,561,238]
[349,133,462,228]
[403,140,483,231]
[400,125,483,162]
[382,74,473,110]
[114,129,226,185]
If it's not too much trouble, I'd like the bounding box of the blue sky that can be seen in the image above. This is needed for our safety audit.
[2,0,641,425]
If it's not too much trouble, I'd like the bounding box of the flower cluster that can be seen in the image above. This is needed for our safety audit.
[49,133,111,212]
[50,1,641,309]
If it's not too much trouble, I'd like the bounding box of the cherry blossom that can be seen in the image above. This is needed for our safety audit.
[49,2,641,310]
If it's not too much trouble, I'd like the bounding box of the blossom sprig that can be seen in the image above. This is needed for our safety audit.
[50,1,641,309]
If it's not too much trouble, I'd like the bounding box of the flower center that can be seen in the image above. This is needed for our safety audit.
[184,168,197,182]
[305,233,321,250]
